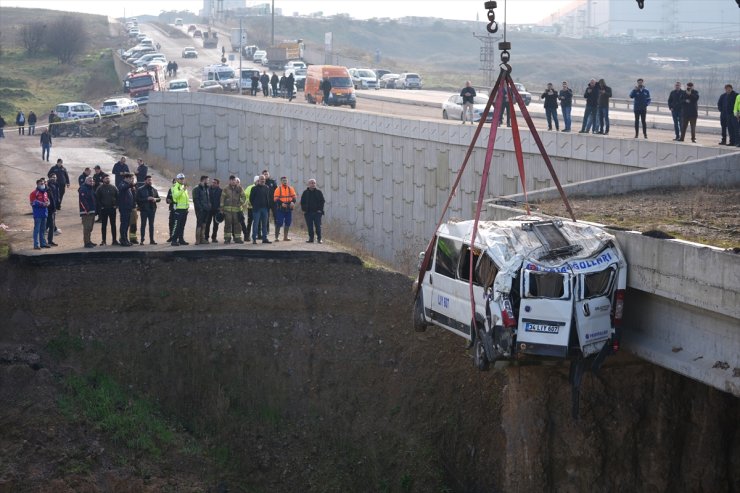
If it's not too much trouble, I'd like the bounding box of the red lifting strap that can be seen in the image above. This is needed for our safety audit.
[414,67,576,326]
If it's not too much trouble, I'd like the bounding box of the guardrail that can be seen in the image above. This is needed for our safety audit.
[474,85,719,118]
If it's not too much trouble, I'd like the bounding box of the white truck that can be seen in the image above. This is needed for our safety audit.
[414,217,627,370]
[230,28,247,52]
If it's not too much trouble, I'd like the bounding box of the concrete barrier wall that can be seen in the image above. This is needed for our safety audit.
[501,152,740,202]
[146,92,736,265]
[486,203,740,397]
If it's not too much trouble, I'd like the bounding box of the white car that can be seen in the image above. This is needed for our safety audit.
[284,60,306,71]
[442,94,493,122]
[252,50,267,63]
[168,79,190,92]
[54,102,101,122]
[349,68,378,90]
[182,47,198,58]
[100,97,139,117]
[397,72,423,89]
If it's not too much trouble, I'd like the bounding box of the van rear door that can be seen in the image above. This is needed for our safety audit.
[517,268,573,358]
[574,264,617,356]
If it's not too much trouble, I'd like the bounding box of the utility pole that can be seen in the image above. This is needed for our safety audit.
[239,17,243,95]
[473,31,501,88]
[271,0,275,46]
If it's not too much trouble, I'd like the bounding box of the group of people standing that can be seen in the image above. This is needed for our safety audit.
[29,159,327,251]
[250,71,296,101]
[459,77,740,144]
[190,170,325,246]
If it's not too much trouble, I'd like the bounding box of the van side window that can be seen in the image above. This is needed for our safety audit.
[476,255,498,289]
[458,245,481,284]
[434,236,462,278]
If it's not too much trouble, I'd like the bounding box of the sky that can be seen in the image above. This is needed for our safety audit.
[0,0,577,24]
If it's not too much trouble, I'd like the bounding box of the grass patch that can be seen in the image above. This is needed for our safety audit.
[0,229,10,260]
[0,48,120,117]
[46,330,85,359]
[59,372,175,458]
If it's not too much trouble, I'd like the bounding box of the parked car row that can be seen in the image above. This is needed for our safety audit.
[372,70,423,90]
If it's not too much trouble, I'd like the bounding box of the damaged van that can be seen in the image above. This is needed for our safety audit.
[414,217,627,370]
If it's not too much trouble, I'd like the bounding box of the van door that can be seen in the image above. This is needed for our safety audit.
[517,267,573,358]
[574,265,617,356]
[429,236,471,339]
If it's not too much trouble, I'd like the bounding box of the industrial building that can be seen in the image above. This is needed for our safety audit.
[541,0,740,39]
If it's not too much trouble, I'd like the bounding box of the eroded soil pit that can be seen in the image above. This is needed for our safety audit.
[1,252,738,492]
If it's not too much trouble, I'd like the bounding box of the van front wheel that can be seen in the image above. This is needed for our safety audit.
[413,293,427,332]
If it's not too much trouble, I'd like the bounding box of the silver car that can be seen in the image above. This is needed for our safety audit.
[442,95,493,122]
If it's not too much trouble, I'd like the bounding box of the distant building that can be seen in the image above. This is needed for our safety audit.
[541,0,740,39]
[202,0,246,17]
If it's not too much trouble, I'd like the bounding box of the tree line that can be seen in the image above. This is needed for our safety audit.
[18,16,89,63]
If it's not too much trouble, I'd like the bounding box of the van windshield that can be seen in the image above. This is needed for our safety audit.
[216,69,235,79]
[330,76,352,88]
[170,81,188,90]
[128,76,154,89]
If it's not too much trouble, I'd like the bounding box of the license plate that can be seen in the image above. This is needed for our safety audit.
[524,322,560,334]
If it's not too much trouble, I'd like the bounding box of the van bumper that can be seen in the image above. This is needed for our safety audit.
[517,342,568,359]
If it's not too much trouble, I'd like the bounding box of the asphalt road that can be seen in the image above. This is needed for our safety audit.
[134,22,729,148]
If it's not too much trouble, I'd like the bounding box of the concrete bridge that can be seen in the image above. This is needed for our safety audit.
[146,91,740,396]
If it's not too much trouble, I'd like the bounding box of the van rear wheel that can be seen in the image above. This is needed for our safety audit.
[413,293,427,332]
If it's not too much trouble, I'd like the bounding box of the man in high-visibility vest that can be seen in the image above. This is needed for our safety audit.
[273,176,296,241]
[170,173,190,246]
[220,175,245,244]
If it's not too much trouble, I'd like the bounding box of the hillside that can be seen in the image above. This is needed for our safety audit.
[222,14,740,96]
[0,8,120,117]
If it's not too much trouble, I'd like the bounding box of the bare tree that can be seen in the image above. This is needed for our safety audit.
[44,16,88,64]
[19,21,46,56]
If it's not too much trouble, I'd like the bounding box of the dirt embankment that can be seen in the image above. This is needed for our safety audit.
[1,253,738,492]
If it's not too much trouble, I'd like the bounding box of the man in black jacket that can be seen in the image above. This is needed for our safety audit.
[95,174,118,245]
[558,81,573,132]
[192,175,211,245]
[597,79,612,135]
[40,128,52,161]
[579,79,600,134]
[28,110,37,135]
[117,174,136,247]
[205,178,222,242]
[47,159,70,208]
[540,83,559,131]
[718,84,738,146]
[668,81,684,141]
[249,175,272,244]
[136,175,160,245]
[262,169,277,236]
[679,82,699,143]
[46,173,61,246]
[300,178,326,244]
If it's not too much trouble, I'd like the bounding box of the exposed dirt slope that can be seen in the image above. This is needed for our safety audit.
[1,253,738,492]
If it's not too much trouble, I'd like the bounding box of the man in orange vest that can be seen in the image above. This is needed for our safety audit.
[273,176,296,241]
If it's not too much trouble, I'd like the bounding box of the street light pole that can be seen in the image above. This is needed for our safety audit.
[271,0,275,46]
[239,17,243,95]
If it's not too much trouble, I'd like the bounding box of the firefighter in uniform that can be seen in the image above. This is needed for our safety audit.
[273,176,297,241]
[220,175,245,244]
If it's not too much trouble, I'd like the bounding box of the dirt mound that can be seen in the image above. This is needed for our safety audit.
[0,253,738,492]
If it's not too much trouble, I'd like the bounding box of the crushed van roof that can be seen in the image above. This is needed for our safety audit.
[439,216,623,298]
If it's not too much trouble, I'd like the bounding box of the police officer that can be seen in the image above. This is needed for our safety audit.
[170,173,190,246]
